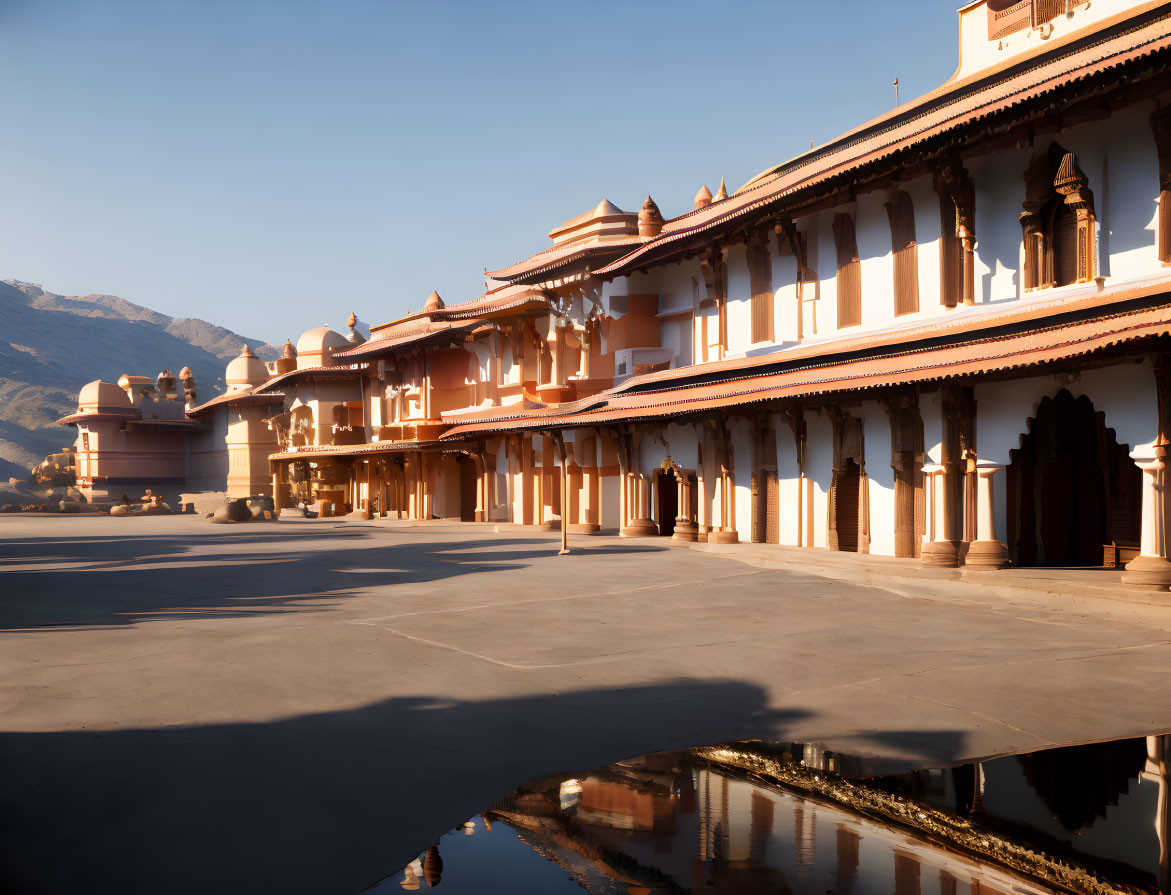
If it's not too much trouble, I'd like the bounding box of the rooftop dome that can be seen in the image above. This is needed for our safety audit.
[77,379,133,414]
[423,291,445,313]
[295,326,349,369]
[225,344,269,392]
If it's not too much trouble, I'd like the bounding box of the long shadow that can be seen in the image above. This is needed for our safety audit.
[0,526,669,630]
[0,680,812,895]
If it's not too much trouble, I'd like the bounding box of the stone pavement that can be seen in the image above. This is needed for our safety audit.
[2,515,1170,894]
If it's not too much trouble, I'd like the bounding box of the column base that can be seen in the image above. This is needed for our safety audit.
[965,539,1009,571]
[707,528,739,545]
[569,522,601,533]
[672,521,699,542]
[1122,554,1171,590]
[697,525,709,543]
[921,539,959,568]
[620,518,658,537]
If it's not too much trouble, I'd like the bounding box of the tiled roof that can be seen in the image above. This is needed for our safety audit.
[268,438,476,462]
[252,365,362,394]
[596,4,1171,278]
[367,285,547,334]
[185,391,284,417]
[441,299,1171,438]
[333,319,487,361]
[485,238,642,285]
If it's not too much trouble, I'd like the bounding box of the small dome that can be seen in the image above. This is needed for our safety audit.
[78,379,132,413]
[423,291,445,313]
[694,185,712,210]
[638,195,664,238]
[295,326,348,369]
[225,344,268,392]
[281,339,297,359]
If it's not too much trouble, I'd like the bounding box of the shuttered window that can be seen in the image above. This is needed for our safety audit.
[1160,191,1171,262]
[834,213,861,328]
[748,237,774,343]
[1053,202,1078,286]
[887,192,919,316]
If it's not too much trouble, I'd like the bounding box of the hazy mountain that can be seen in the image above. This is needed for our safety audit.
[0,280,280,479]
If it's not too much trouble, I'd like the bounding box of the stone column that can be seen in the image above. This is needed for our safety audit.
[966,460,1009,570]
[1123,456,1171,590]
[921,463,958,567]
[674,475,698,541]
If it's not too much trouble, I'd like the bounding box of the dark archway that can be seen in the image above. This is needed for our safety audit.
[1006,389,1141,567]
[656,470,678,536]
[457,455,477,522]
[835,459,861,553]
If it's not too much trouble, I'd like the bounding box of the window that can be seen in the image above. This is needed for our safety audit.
[1021,145,1095,289]
[886,191,919,316]
[934,160,975,308]
[748,231,774,343]
[833,212,861,328]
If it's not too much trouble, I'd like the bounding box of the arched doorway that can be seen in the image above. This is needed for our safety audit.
[834,459,861,553]
[1006,389,1141,567]
[656,469,678,536]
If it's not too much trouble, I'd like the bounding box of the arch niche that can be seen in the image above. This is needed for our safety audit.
[1006,389,1141,567]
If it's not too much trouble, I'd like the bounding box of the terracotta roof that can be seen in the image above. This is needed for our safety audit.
[368,284,547,332]
[596,4,1171,278]
[185,391,284,418]
[485,238,642,285]
[333,319,486,361]
[252,366,362,394]
[441,300,1171,438]
[268,438,474,462]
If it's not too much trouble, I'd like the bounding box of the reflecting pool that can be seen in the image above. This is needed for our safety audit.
[370,735,1170,894]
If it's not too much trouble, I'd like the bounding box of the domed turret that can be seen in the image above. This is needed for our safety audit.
[694,184,712,210]
[77,380,133,414]
[638,196,664,238]
[295,326,348,369]
[225,344,269,392]
[423,291,445,313]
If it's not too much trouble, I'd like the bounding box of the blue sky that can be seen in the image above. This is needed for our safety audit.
[0,1,959,342]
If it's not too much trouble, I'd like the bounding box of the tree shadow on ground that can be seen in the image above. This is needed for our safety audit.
[0,525,669,630]
[0,679,820,895]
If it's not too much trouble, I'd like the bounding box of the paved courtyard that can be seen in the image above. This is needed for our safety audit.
[2,515,1171,893]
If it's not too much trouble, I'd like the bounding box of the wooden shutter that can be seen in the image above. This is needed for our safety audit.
[835,462,860,552]
[887,192,919,316]
[1054,203,1078,286]
[1033,0,1064,26]
[749,238,773,343]
[939,192,961,307]
[834,213,861,328]
[765,470,780,544]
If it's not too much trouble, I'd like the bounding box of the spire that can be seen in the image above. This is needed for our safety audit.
[638,195,664,238]
[423,290,445,313]
[282,339,297,358]
[694,185,712,210]
[239,344,256,358]
[714,178,728,202]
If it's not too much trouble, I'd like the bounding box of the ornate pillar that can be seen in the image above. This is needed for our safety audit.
[921,463,958,567]
[673,474,698,541]
[621,436,658,537]
[966,460,1009,570]
[1123,456,1171,590]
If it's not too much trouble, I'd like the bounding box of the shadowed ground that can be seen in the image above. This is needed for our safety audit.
[2,515,1171,894]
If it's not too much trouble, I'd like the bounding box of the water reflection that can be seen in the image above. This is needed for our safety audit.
[372,735,1169,894]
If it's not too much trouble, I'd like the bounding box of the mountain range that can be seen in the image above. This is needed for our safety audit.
[0,279,279,479]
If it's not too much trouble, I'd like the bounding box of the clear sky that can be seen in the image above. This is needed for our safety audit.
[0,0,959,343]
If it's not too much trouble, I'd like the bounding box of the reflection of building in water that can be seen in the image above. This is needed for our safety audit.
[488,753,1077,895]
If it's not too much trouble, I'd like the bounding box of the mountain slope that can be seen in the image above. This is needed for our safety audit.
[0,280,279,478]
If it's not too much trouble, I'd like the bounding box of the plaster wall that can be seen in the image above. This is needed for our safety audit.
[806,411,833,548]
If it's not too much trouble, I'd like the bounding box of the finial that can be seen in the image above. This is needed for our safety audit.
[714,178,728,201]
[346,311,357,328]
[638,195,664,238]
[694,185,712,210]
